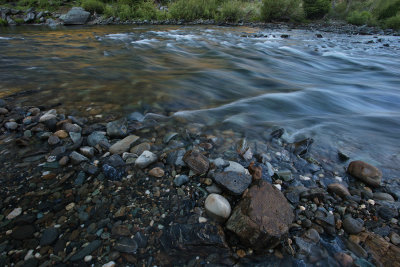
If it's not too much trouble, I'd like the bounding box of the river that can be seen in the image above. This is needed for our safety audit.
[0,25,399,176]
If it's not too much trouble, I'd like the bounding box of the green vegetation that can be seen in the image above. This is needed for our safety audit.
[261,0,304,22]
[384,14,400,29]
[303,0,330,19]
[0,18,8,26]
[169,0,218,21]
[0,0,400,30]
[346,10,375,26]
[81,0,105,14]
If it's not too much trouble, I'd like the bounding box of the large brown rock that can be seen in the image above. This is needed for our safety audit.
[358,231,400,267]
[226,180,294,249]
[347,161,382,187]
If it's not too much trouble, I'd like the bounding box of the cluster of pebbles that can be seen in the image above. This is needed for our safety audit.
[0,98,399,267]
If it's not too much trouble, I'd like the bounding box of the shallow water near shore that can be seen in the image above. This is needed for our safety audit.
[0,24,399,176]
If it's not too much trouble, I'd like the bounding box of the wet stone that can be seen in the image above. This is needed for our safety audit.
[6,207,22,220]
[226,180,294,249]
[5,121,18,130]
[74,171,86,186]
[40,227,59,246]
[70,240,102,262]
[373,192,395,202]
[183,150,209,175]
[107,119,128,138]
[224,161,247,174]
[109,135,139,154]
[111,225,131,236]
[328,183,351,198]
[135,150,157,168]
[48,135,60,145]
[148,167,164,177]
[174,175,189,186]
[70,151,89,164]
[87,131,108,147]
[204,193,231,222]
[377,206,399,220]
[79,146,95,158]
[213,171,252,196]
[114,238,138,254]
[343,217,364,234]
[102,164,124,181]
[347,161,382,187]
[130,142,150,155]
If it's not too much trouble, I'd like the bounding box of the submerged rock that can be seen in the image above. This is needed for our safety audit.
[106,119,128,138]
[160,223,229,258]
[226,180,294,249]
[109,135,139,154]
[135,150,157,168]
[347,161,382,187]
[183,150,209,175]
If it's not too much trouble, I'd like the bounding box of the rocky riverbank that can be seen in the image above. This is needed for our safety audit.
[1,6,400,37]
[0,96,400,266]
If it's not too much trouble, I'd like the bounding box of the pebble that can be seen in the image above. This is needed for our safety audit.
[84,255,93,262]
[130,142,150,155]
[373,192,395,202]
[70,151,89,164]
[70,240,102,261]
[148,167,165,177]
[107,119,128,138]
[343,217,364,234]
[135,150,157,168]
[6,207,22,220]
[48,135,60,145]
[80,146,95,158]
[0,107,8,115]
[5,121,18,130]
[183,150,209,175]
[102,261,116,267]
[389,232,400,245]
[54,130,68,138]
[39,113,56,122]
[114,238,138,254]
[40,227,59,246]
[199,216,207,223]
[327,183,350,198]
[65,202,75,211]
[204,193,231,222]
[109,135,139,154]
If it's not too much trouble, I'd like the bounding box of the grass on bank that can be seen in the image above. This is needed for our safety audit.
[1,0,399,29]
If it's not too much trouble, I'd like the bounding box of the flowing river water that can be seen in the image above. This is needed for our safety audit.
[0,25,399,176]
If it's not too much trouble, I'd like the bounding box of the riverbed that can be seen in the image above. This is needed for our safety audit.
[1,24,399,175]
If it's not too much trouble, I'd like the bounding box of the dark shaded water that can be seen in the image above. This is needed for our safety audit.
[0,25,399,174]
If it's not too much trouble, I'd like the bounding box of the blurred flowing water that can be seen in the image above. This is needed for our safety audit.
[0,25,399,175]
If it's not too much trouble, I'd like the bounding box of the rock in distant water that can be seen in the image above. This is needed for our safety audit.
[204,194,231,222]
[60,7,90,25]
[226,180,294,249]
[347,161,382,187]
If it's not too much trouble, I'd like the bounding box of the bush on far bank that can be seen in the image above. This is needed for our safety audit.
[261,0,304,22]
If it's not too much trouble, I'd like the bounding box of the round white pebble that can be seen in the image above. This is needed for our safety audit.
[204,193,231,222]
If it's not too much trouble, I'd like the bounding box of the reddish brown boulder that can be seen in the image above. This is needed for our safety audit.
[226,180,294,249]
[347,161,382,187]
[358,231,400,267]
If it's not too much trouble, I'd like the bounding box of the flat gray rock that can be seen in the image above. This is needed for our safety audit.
[213,171,251,195]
